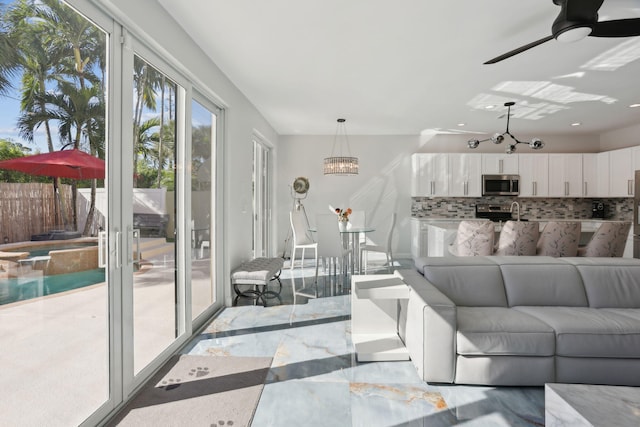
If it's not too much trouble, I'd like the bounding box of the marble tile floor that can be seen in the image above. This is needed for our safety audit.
[181,258,545,426]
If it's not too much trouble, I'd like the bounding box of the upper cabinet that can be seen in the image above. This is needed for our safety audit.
[582,153,609,198]
[449,153,482,197]
[608,147,640,197]
[548,154,583,197]
[411,153,449,197]
[482,154,519,175]
[519,154,549,197]
[411,146,639,199]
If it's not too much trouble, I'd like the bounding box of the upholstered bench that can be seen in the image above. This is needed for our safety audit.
[231,257,283,306]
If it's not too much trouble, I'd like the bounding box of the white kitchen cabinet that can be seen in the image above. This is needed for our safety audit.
[518,154,548,197]
[609,147,636,197]
[582,153,609,197]
[549,154,583,197]
[411,153,448,197]
[449,153,482,197]
[482,153,519,175]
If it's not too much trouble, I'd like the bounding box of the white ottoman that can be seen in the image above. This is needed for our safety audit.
[231,257,284,306]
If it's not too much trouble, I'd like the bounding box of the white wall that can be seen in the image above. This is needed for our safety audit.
[93,0,279,302]
[278,135,420,258]
[600,123,640,151]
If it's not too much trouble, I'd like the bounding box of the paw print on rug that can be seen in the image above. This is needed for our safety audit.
[189,367,210,378]
[160,378,182,391]
[211,421,234,426]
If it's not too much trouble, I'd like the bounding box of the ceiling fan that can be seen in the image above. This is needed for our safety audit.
[485,0,640,64]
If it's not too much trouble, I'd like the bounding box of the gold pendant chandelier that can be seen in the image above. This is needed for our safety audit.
[324,118,358,175]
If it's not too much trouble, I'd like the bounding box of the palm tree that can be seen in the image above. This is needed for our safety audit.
[133,57,163,187]
[0,29,19,95]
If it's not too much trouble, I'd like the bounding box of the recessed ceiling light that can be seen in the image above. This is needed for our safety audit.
[457,123,465,127]
[571,122,582,126]
[629,103,640,108]
[485,105,495,109]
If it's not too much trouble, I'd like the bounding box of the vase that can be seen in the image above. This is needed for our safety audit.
[338,221,348,232]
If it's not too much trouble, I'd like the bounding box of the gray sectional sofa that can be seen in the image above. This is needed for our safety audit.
[398,256,640,386]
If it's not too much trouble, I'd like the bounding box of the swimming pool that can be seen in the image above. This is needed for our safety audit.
[0,268,105,306]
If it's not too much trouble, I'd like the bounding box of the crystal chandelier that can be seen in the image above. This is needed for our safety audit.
[324,118,358,175]
[467,102,545,154]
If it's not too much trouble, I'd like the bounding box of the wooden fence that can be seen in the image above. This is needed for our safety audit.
[0,183,74,244]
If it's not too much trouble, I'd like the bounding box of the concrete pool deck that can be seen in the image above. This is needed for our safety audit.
[0,237,186,426]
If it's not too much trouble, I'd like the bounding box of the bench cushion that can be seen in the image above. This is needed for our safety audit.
[231,257,283,285]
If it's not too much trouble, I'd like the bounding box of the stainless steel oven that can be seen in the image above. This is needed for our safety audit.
[482,174,520,196]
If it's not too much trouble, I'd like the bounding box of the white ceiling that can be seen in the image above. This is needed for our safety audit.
[158,0,640,137]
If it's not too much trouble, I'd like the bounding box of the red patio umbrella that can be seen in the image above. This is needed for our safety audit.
[0,148,105,180]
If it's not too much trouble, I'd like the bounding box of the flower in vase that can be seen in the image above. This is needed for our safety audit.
[334,207,352,222]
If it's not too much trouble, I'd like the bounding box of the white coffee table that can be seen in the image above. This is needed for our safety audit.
[545,383,640,426]
[351,273,410,362]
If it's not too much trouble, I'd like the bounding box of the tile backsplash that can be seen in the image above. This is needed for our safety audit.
[411,196,634,221]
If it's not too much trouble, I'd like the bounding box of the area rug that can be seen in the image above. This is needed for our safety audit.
[107,355,272,427]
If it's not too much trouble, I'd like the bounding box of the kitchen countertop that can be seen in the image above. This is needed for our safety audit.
[411,218,629,232]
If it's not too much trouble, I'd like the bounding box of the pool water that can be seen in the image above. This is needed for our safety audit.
[0,268,105,305]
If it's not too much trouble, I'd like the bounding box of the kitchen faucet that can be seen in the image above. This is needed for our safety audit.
[510,201,520,221]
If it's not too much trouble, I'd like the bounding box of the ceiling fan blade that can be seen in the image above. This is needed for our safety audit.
[590,18,640,37]
[484,35,554,64]
[564,0,603,23]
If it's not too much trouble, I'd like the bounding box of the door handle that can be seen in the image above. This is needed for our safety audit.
[565,182,569,196]
[98,231,107,268]
[499,159,503,174]
[629,179,634,196]
[584,182,587,196]
[115,231,121,269]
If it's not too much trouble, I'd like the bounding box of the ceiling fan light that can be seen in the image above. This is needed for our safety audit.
[467,139,480,149]
[529,138,544,150]
[491,133,504,144]
[556,26,592,43]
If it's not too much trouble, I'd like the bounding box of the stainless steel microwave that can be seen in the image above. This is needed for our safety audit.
[482,174,520,196]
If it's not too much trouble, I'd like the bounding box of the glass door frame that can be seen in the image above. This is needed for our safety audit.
[190,92,225,328]
[58,2,227,424]
[119,33,190,395]
[252,134,273,258]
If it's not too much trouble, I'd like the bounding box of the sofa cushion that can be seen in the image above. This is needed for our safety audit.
[419,257,507,307]
[456,307,555,357]
[515,306,640,358]
[562,258,640,308]
[494,256,588,307]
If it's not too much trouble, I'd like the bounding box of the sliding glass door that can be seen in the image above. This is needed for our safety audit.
[0,1,225,424]
[190,98,219,320]
[0,1,113,425]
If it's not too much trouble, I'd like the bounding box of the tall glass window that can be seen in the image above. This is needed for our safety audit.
[131,54,178,374]
[0,0,109,425]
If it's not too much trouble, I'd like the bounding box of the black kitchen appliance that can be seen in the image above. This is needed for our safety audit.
[591,202,606,219]
[476,204,516,222]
